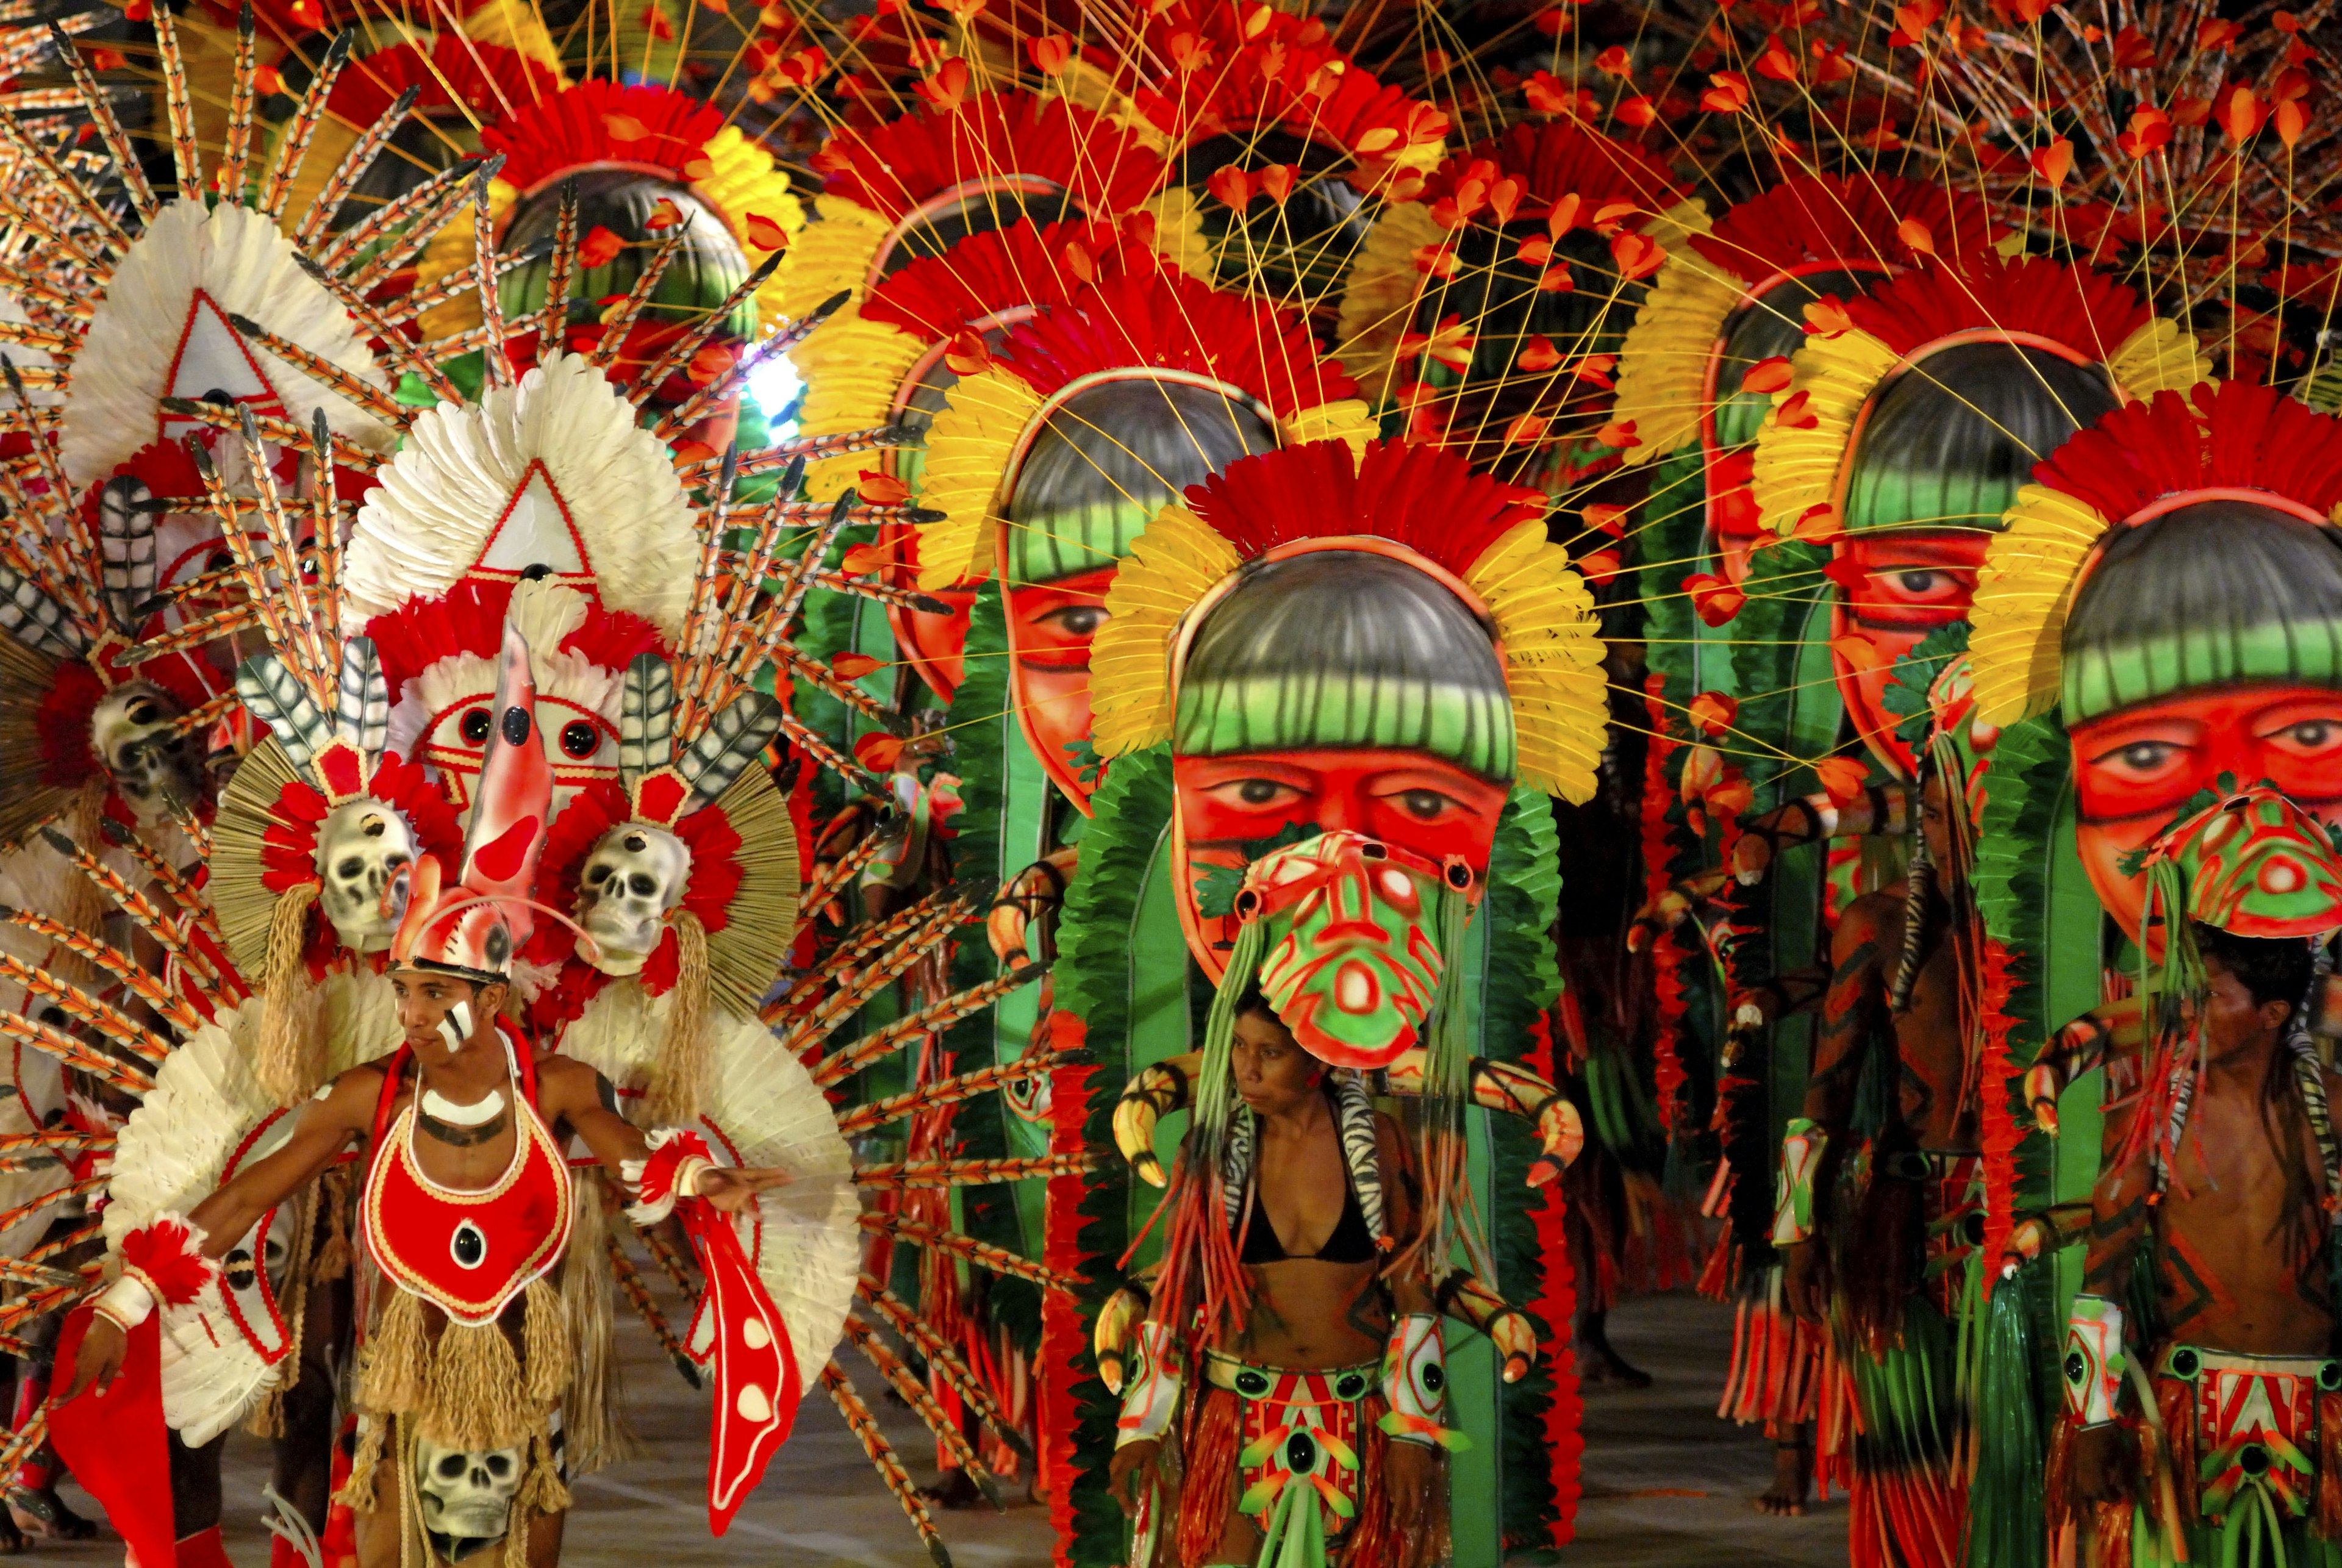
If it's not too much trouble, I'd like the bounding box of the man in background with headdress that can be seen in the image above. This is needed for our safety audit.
[1777,667,1989,1567]
[2052,788,2342,1567]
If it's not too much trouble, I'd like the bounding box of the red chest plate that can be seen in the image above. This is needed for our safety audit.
[359,1053,574,1328]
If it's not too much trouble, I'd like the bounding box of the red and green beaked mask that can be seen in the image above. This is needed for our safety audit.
[2145,786,2342,940]
[1232,830,1468,1070]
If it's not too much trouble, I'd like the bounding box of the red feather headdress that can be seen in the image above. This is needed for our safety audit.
[812,90,1167,226]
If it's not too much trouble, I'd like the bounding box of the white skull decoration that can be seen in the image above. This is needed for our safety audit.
[412,1436,523,1556]
[575,822,690,975]
[313,801,417,952]
[90,682,205,826]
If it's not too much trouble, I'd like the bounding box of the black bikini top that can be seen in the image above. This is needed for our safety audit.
[1236,1164,1378,1265]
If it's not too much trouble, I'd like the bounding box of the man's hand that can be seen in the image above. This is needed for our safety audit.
[2068,1422,2134,1508]
[65,1315,127,1402]
[1383,1441,1444,1568]
[699,1166,795,1214]
[1782,1240,1830,1326]
[1107,1439,1161,1519]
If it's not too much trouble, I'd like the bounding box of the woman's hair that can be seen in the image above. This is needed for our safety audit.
[2063,501,2342,721]
[1004,379,1277,585]
[1174,549,1514,782]
[1844,342,2118,534]
[2195,922,2315,1017]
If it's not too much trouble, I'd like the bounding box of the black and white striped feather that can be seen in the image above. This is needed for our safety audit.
[618,653,674,788]
[97,476,157,635]
[235,653,330,780]
[676,692,781,811]
[0,562,85,658]
[332,638,387,755]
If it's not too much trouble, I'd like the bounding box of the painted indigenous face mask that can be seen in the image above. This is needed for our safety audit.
[1611,173,2004,589]
[1090,437,1606,979]
[1751,255,2201,777]
[1236,831,1463,1070]
[1969,381,2342,944]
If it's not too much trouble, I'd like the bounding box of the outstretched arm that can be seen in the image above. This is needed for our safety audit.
[68,1065,381,1399]
[540,1058,790,1214]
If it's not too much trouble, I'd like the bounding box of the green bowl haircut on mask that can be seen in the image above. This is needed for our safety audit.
[1174,551,1516,785]
[1841,342,2118,537]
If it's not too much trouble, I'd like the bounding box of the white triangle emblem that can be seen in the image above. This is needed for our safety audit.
[478,465,589,576]
[168,292,274,404]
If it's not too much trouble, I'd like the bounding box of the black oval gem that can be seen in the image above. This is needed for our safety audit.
[2322,1362,2341,1393]
[1421,1362,1445,1394]
[1235,1369,1270,1397]
[2172,1348,2200,1378]
[460,708,492,745]
[1284,1429,1317,1473]
[2241,1444,2271,1478]
[1335,1373,1369,1401]
[1963,1212,1986,1245]
[451,1221,487,1269]
[224,1248,257,1289]
[501,707,532,746]
[2063,1352,2086,1383]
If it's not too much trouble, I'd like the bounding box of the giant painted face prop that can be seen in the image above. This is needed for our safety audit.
[2062,501,2342,939]
[1170,548,1514,976]
[1611,174,2006,587]
[1753,255,2203,778]
[1971,381,2342,946]
[1830,341,2119,772]
[1001,377,1279,809]
[1093,437,1607,987]
[781,95,1174,701]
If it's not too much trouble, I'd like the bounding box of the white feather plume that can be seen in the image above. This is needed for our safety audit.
[59,200,395,487]
[563,987,857,1394]
[341,354,698,637]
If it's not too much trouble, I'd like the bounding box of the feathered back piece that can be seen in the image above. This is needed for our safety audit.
[1842,253,2154,360]
[1688,174,2000,286]
[1613,174,2005,465]
[327,35,562,127]
[482,80,723,195]
[788,217,1167,504]
[1336,116,1703,420]
[915,267,1372,589]
[815,88,1167,228]
[1106,0,1447,177]
[1972,380,2342,725]
[783,87,1184,324]
[1092,438,1606,801]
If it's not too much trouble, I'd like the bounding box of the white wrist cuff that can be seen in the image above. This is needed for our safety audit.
[94,1271,157,1331]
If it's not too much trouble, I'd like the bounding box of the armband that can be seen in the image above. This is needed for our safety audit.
[96,1214,217,1331]
[1378,1313,1470,1452]
[2063,1294,2127,1427]
[1116,1320,1183,1448]
[623,1129,715,1225]
[1770,1119,1828,1245]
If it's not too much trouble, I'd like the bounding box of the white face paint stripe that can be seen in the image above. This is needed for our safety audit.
[439,999,474,1056]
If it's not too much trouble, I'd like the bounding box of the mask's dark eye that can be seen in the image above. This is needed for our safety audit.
[560,720,601,759]
[459,708,493,745]
[584,863,611,885]
[628,873,657,896]
[335,857,363,878]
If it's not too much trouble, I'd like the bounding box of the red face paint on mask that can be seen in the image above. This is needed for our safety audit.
[1004,564,1118,811]
[1829,530,1991,775]
[879,519,976,701]
[1172,747,1509,979]
[2069,682,2342,939]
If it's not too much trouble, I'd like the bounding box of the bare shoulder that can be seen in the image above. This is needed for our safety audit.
[532,1053,609,1113]
[1833,889,1902,958]
[320,1059,392,1118]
